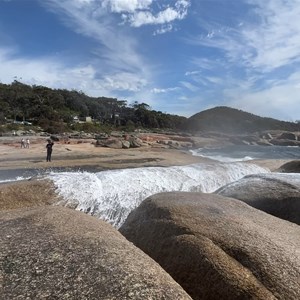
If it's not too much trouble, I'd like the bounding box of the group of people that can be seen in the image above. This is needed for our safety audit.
[20,138,54,162]
[20,138,30,148]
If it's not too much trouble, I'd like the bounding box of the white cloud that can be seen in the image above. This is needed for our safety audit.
[185,70,200,76]
[151,87,178,94]
[102,0,152,13]
[125,0,190,27]
[153,24,173,35]
[101,72,147,92]
[97,0,191,31]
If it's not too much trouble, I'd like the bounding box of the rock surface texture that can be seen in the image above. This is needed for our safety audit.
[216,173,300,225]
[0,206,192,300]
[277,160,300,173]
[120,192,300,300]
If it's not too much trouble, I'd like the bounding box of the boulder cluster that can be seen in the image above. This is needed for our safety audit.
[95,132,195,149]
[227,130,300,147]
[1,161,300,299]
[94,130,300,149]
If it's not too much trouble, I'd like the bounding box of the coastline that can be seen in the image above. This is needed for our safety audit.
[0,136,293,179]
[0,135,211,170]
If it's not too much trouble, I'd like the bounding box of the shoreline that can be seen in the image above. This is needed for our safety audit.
[0,136,211,178]
[0,136,294,182]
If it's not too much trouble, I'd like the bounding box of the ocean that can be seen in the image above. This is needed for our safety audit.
[190,144,300,162]
[1,145,299,228]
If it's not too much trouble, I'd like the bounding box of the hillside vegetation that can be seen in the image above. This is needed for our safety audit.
[184,106,300,134]
[0,81,186,133]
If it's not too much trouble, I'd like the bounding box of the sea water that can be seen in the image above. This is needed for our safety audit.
[47,162,268,228]
[190,145,300,162]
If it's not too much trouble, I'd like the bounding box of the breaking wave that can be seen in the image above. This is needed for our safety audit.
[47,162,268,228]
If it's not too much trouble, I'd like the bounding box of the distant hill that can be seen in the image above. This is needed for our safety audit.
[183,106,300,134]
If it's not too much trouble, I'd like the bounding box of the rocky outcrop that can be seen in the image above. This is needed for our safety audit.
[96,137,123,149]
[270,139,300,146]
[0,206,191,300]
[128,136,144,148]
[212,130,300,147]
[216,173,300,225]
[267,131,300,146]
[277,132,298,140]
[95,135,145,149]
[277,160,300,173]
[0,180,61,211]
[95,132,196,149]
[120,192,300,300]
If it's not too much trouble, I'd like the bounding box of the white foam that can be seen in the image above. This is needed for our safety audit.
[48,162,269,228]
[0,176,31,184]
[190,149,254,162]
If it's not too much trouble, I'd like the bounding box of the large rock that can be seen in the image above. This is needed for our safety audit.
[216,173,300,225]
[120,192,300,300]
[96,137,123,149]
[277,132,298,140]
[0,206,191,300]
[129,136,144,148]
[0,180,61,211]
[277,160,300,173]
[270,138,300,146]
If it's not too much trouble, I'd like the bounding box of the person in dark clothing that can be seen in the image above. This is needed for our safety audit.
[46,140,54,162]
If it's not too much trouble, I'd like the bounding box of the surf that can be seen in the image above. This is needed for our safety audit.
[47,162,268,228]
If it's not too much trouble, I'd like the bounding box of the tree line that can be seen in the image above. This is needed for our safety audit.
[0,81,186,133]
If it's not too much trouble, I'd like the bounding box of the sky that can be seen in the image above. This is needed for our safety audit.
[0,0,300,121]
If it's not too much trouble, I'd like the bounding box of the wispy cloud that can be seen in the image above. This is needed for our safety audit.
[192,0,300,73]
[0,45,148,99]
[244,0,300,71]
[151,87,179,94]
[180,81,199,92]
[0,47,92,88]
[225,72,300,121]
[40,0,152,93]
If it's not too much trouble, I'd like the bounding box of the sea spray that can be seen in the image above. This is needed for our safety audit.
[48,162,269,228]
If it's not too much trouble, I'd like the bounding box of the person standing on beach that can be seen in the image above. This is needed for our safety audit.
[21,138,25,148]
[26,138,30,148]
[46,140,54,162]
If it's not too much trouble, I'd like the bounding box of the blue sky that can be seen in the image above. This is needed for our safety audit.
[0,0,300,121]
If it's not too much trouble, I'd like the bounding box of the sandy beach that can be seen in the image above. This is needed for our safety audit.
[0,135,292,175]
[0,135,210,172]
